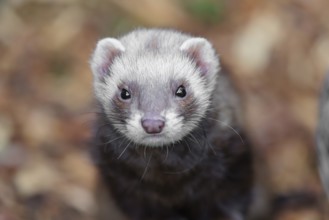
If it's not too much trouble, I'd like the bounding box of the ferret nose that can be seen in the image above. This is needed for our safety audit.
[141,119,165,134]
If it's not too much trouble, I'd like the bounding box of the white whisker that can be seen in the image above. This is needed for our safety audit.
[205,117,245,145]
[140,153,152,181]
[117,140,132,159]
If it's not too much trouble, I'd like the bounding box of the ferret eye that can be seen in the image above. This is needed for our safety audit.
[120,88,131,100]
[175,85,186,98]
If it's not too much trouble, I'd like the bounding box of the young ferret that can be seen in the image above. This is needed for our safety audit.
[90,29,253,220]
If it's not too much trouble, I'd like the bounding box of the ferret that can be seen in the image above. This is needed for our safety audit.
[90,29,253,220]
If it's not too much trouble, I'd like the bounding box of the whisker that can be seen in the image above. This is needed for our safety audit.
[117,140,132,159]
[183,139,192,153]
[103,135,126,152]
[204,117,245,145]
[140,153,152,181]
[189,133,202,148]
[105,135,125,144]
[143,146,147,161]
[199,123,217,155]
[164,145,169,162]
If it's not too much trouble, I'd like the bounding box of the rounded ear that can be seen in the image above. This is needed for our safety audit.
[90,38,125,81]
[180,38,219,78]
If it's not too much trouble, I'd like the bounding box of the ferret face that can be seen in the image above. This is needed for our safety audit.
[90,30,219,147]
[103,54,210,146]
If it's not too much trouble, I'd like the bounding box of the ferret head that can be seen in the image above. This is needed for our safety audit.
[90,30,219,147]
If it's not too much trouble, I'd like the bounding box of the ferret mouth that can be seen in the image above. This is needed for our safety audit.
[140,134,172,146]
[144,133,163,137]
[142,133,165,140]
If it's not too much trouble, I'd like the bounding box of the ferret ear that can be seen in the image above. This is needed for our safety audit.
[90,38,125,81]
[180,38,219,78]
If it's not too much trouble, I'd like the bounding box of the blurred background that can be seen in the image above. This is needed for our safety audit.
[0,0,329,219]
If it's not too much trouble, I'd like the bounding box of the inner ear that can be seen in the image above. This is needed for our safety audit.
[90,38,125,81]
[180,38,218,77]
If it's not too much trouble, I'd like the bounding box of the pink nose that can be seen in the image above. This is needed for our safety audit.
[141,119,165,134]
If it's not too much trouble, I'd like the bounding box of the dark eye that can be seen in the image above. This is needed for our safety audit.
[175,85,186,98]
[120,88,131,100]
